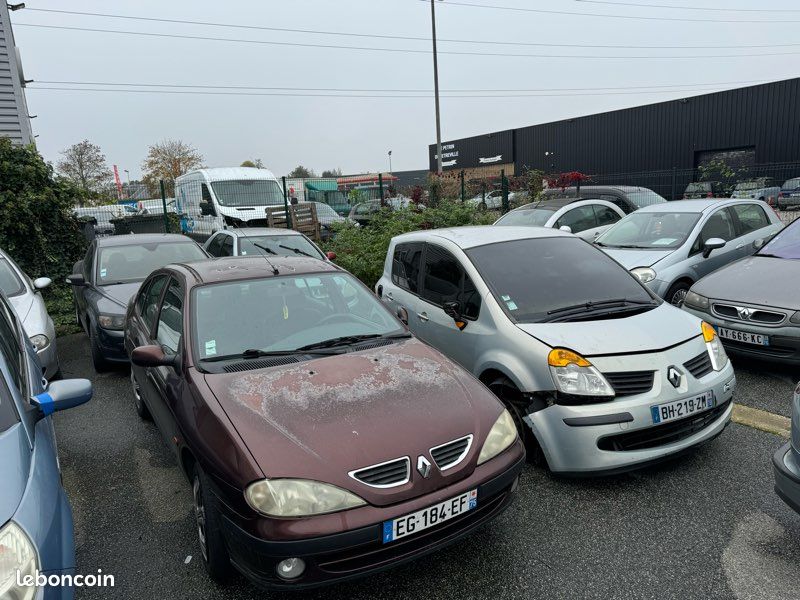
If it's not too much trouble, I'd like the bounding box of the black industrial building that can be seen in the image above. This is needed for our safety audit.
[428,78,800,198]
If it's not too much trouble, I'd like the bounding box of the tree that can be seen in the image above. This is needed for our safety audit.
[56,140,112,195]
[141,139,203,190]
[287,165,317,178]
[241,159,265,168]
[321,168,343,178]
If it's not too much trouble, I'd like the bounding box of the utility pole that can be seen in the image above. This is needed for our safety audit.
[430,0,443,175]
[388,150,393,177]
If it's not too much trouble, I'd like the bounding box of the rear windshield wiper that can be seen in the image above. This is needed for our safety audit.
[297,332,411,351]
[201,348,343,362]
[278,244,315,258]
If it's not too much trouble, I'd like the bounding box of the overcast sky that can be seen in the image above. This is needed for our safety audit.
[11,0,800,178]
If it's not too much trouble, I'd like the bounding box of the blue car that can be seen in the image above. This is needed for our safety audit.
[0,289,92,599]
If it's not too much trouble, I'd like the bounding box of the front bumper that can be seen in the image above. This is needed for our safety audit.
[773,442,800,515]
[528,340,735,474]
[95,327,129,363]
[220,450,524,590]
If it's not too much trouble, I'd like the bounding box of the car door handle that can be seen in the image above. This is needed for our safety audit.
[417,312,429,322]
[386,291,394,300]
[736,244,744,249]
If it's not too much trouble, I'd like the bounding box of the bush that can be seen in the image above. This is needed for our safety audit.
[323,202,496,289]
[0,139,87,335]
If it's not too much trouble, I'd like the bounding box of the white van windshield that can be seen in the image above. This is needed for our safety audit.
[211,180,284,207]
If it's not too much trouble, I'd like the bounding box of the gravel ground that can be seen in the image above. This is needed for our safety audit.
[53,334,800,600]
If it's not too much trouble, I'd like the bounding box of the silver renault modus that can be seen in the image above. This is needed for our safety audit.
[376,226,736,475]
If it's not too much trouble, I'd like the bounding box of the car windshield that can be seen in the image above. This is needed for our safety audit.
[759,220,800,259]
[313,203,340,220]
[0,260,24,297]
[685,183,710,192]
[495,207,556,227]
[626,190,668,208]
[596,212,701,249]
[782,178,800,190]
[97,241,206,284]
[238,235,324,259]
[466,237,654,323]
[210,179,284,207]
[734,181,761,191]
[192,272,403,359]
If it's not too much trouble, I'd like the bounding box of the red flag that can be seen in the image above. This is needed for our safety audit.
[113,165,124,199]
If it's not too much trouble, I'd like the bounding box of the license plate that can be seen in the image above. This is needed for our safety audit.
[382,489,477,543]
[717,327,769,346]
[651,390,715,424]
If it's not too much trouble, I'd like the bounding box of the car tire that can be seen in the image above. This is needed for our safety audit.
[89,328,111,373]
[665,281,691,307]
[488,376,546,467]
[130,370,152,421]
[192,464,232,583]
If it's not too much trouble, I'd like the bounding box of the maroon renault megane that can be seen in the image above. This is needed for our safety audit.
[124,256,524,589]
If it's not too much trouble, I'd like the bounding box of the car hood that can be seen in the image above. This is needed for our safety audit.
[515,302,701,356]
[204,339,502,506]
[601,247,674,269]
[691,256,800,311]
[0,424,31,523]
[9,292,33,323]
[97,283,143,310]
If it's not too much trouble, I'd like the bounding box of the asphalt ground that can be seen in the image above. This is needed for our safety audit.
[53,334,800,600]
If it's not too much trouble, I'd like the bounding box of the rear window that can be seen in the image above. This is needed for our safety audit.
[97,241,206,284]
[495,207,556,227]
[0,260,24,297]
[626,190,667,208]
[465,237,652,323]
[782,178,800,190]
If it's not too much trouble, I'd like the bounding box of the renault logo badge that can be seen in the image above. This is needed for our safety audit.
[417,456,432,479]
[667,366,682,389]
[737,307,753,321]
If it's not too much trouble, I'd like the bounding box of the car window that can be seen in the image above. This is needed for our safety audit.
[599,195,629,213]
[420,245,481,319]
[598,212,701,249]
[0,300,26,399]
[593,205,622,226]
[156,280,183,355]
[206,234,225,257]
[391,243,424,293]
[84,243,95,282]
[97,241,206,284]
[201,183,213,203]
[221,236,234,257]
[554,205,597,233]
[691,208,737,254]
[625,190,668,208]
[731,203,770,234]
[140,275,168,333]
[0,369,20,433]
[759,218,800,259]
[0,260,24,297]
[781,178,800,190]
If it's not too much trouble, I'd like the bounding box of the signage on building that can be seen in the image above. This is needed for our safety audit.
[429,131,513,171]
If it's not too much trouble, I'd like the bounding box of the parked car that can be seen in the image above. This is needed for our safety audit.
[494,198,625,241]
[466,190,523,210]
[542,185,666,214]
[0,288,93,600]
[376,226,735,475]
[683,181,722,199]
[124,256,524,589]
[72,205,134,237]
[773,381,800,515]
[778,177,800,210]
[730,179,780,205]
[203,227,334,261]
[67,234,207,371]
[595,199,783,306]
[304,201,351,240]
[347,198,420,227]
[0,248,59,378]
[137,198,178,215]
[682,216,800,365]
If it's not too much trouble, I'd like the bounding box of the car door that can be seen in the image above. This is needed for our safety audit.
[382,242,425,330]
[729,202,780,259]
[416,244,482,369]
[553,205,599,238]
[687,206,739,280]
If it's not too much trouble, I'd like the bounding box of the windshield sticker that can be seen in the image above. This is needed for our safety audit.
[204,340,217,356]
[506,300,518,311]
[501,294,511,301]
[283,304,289,320]
[652,238,679,246]
[100,268,107,278]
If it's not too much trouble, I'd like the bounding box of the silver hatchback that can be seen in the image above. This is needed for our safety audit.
[376,226,736,475]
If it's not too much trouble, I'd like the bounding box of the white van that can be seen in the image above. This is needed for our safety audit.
[174,167,286,240]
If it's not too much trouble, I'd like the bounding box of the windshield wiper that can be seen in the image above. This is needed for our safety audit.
[755,253,783,259]
[201,348,343,362]
[555,304,656,322]
[297,332,411,351]
[605,244,651,249]
[546,298,655,318]
[252,242,278,255]
[278,244,315,258]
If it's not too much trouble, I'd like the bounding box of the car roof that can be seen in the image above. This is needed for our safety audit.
[394,225,568,249]
[634,198,751,213]
[217,228,303,237]
[545,185,644,194]
[95,233,196,247]
[168,256,341,286]
[179,167,279,182]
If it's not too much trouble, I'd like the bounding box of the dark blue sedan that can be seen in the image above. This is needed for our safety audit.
[0,289,92,599]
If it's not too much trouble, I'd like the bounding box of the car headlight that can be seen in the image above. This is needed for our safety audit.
[702,321,729,371]
[0,521,40,600]
[97,314,125,330]
[245,479,366,518]
[29,334,49,352]
[631,267,656,284]
[548,349,615,397]
[684,291,710,310]
[478,409,517,465]
[790,311,800,326]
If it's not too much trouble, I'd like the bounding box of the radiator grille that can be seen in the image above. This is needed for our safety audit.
[349,457,410,488]
[430,435,473,471]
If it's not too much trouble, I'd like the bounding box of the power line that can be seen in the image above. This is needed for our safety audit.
[14,23,800,59]
[20,7,800,49]
[574,0,800,13]
[427,0,800,23]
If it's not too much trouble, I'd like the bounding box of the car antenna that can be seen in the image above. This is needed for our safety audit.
[239,228,279,275]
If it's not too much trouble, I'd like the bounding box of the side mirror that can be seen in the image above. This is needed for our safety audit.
[443,302,468,331]
[702,237,726,259]
[66,274,85,286]
[753,238,765,250]
[396,306,409,326]
[559,225,572,233]
[32,379,92,418]
[326,251,337,261]
[131,345,176,368]
[33,277,52,291]
[199,201,216,217]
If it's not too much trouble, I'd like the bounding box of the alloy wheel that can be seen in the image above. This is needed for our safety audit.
[671,288,688,306]
[193,476,208,561]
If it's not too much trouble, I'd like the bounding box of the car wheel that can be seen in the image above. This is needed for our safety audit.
[666,281,691,307]
[89,328,111,373]
[130,370,151,421]
[488,376,546,467]
[192,464,232,582]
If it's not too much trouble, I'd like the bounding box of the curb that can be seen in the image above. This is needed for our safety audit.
[732,403,791,439]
